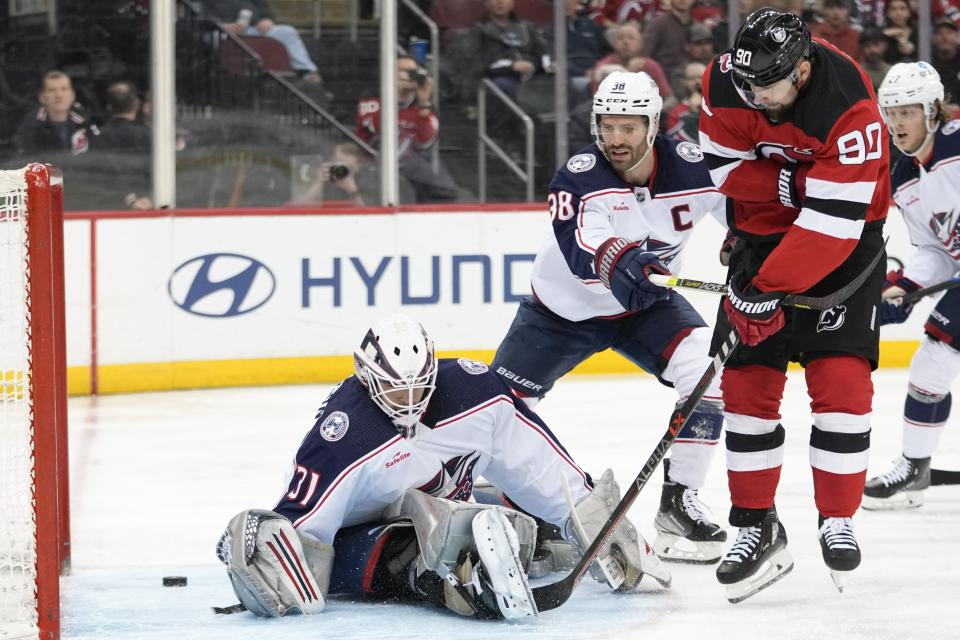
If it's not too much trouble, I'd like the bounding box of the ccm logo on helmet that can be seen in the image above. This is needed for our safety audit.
[727,289,778,314]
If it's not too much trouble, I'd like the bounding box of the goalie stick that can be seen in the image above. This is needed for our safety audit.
[532,249,882,612]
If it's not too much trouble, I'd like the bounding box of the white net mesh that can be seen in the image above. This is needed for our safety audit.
[0,168,38,638]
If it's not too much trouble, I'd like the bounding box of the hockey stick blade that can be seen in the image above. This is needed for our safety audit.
[531,329,740,612]
[899,278,960,305]
[930,468,960,485]
[649,239,886,311]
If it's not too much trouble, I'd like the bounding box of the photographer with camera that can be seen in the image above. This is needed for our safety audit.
[295,143,378,206]
[355,54,464,204]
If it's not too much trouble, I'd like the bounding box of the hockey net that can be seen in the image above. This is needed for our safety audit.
[0,164,67,640]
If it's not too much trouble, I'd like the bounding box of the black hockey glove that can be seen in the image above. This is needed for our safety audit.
[777,163,810,209]
[723,275,785,346]
[594,237,670,312]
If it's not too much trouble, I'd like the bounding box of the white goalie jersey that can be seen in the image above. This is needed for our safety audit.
[890,119,960,285]
[531,137,727,321]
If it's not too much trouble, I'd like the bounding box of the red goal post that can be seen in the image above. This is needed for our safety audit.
[1,164,69,640]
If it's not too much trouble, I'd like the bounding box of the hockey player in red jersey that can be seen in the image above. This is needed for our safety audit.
[697,8,889,601]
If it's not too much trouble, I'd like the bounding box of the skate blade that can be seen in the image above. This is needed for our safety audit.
[654,533,723,565]
[725,548,794,604]
[829,570,849,593]
[862,490,924,511]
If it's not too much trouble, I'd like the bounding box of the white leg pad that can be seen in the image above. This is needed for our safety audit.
[471,508,537,620]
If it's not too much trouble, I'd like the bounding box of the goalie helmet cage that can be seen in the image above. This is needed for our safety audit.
[0,164,69,640]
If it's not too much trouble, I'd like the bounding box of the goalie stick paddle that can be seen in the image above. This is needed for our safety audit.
[531,327,740,612]
[533,247,885,612]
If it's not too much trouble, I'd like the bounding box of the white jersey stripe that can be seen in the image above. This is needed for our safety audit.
[795,207,865,239]
[435,395,513,428]
[698,130,756,161]
[805,178,876,203]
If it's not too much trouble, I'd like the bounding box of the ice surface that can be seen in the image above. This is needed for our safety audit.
[63,370,959,639]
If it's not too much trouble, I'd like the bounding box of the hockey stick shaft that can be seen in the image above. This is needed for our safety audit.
[531,328,740,612]
[899,278,960,305]
[930,468,960,485]
[649,240,886,312]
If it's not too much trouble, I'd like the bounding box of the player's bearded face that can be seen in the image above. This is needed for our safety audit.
[599,115,649,169]
[747,76,799,116]
[883,105,928,153]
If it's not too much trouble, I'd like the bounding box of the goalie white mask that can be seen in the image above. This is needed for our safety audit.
[592,70,662,172]
[878,62,944,156]
[354,315,438,439]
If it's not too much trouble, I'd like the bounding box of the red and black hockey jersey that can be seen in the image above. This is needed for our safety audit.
[698,39,890,294]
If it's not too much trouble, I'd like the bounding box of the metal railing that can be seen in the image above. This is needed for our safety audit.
[478,79,534,203]
[398,0,440,173]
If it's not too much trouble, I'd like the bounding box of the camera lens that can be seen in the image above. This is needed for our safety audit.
[330,164,350,180]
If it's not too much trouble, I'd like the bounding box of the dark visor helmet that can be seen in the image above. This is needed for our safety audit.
[731,8,811,109]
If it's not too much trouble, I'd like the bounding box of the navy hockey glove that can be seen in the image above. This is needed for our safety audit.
[777,163,810,209]
[594,237,671,311]
[878,269,922,326]
[723,276,785,346]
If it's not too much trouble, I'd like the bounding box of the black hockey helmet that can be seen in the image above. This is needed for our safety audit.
[731,8,811,102]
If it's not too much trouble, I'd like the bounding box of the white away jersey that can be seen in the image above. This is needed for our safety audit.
[273,359,592,545]
[532,136,727,321]
[891,119,960,286]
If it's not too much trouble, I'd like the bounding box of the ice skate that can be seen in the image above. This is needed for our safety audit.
[817,516,860,593]
[716,508,793,604]
[654,477,727,564]
[863,455,930,510]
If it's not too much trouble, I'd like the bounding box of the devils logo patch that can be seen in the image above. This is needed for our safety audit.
[817,305,847,333]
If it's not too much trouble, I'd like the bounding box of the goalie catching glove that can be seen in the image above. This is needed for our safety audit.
[594,237,671,311]
[564,468,671,591]
[723,274,785,346]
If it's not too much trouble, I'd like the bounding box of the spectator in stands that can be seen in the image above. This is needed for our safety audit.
[199,0,322,82]
[640,0,695,81]
[588,22,675,111]
[90,81,154,210]
[859,28,891,91]
[933,19,960,108]
[466,0,550,101]
[810,0,861,60]
[933,0,960,29]
[547,0,613,94]
[685,21,716,66]
[13,71,96,158]
[96,81,151,153]
[356,55,464,204]
[587,0,666,31]
[882,0,918,63]
[666,61,705,142]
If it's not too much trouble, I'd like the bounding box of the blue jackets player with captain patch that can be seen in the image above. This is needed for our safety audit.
[492,70,730,565]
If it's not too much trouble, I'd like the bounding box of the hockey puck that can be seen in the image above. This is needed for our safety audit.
[163,576,188,587]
